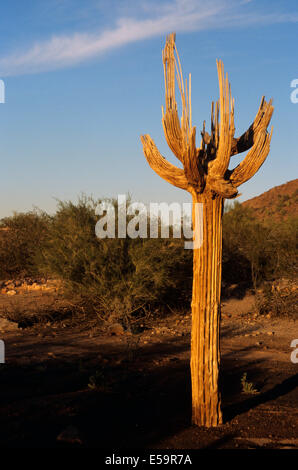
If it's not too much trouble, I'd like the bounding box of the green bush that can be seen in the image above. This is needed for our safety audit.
[37,196,192,323]
[223,203,271,288]
[223,202,297,290]
[0,210,50,279]
[256,281,298,318]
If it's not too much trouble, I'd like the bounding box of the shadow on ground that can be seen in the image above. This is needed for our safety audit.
[0,333,297,448]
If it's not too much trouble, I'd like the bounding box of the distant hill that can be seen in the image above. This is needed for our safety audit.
[242,179,298,222]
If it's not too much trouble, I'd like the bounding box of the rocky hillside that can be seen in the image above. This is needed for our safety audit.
[242,179,298,222]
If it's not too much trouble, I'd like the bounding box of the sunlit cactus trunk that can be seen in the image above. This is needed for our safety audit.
[141,33,273,427]
[191,193,223,426]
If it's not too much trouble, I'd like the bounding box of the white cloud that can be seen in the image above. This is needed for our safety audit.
[0,0,297,76]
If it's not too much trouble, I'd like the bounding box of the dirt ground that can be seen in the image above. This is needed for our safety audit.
[0,287,297,449]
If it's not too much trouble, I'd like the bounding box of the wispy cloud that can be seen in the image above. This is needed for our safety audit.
[0,0,297,76]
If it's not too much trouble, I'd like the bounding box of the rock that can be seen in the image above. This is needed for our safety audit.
[109,323,124,336]
[7,290,16,296]
[267,331,275,335]
[42,286,54,292]
[0,318,18,332]
[57,425,82,445]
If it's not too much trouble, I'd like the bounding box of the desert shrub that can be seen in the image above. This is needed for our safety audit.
[256,280,298,318]
[0,210,50,279]
[130,238,192,307]
[223,202,297,290]
[223,203,273,289]
[37,196,192,323]
[265,216,298,279]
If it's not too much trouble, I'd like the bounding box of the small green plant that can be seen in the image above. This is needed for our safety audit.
[241,373,259,395]
[88,369,104,390]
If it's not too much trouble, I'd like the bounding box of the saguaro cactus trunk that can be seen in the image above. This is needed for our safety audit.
[191,193,223,426]
[141,33,273,427]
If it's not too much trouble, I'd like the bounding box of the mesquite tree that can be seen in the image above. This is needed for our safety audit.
[141,34,274,427]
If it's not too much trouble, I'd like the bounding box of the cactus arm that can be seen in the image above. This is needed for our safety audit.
[140,134,189,190]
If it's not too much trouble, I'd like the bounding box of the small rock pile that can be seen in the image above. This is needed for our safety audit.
[0,278,63,296]
[271,278,297,296]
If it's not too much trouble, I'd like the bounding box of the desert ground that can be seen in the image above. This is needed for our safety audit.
[0,280,297,449]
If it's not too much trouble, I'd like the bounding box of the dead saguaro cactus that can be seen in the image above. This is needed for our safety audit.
[141,33,274,427]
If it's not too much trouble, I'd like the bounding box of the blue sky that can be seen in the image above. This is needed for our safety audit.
[0,0,297,217]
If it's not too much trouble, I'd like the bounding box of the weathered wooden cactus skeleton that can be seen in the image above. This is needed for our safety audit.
[141,33,273,427]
